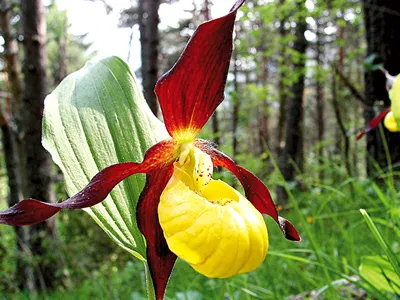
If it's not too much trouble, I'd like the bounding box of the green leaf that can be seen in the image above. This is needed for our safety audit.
[363,54,383,71]
[360,209,400,279]
[42,56,168,261]
[359,256,400,294]
[389,74,400,128]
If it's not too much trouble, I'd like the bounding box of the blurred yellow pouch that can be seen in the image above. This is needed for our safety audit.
[389,75,400,129]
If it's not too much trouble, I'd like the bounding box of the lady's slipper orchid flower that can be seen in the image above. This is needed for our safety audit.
[0,0,300,298]
[357,70,400,139]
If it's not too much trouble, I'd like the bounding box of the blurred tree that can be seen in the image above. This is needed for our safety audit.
[276,0,288,155]
[202,0,221,146]
[119,0,161,116]
[21,0,60,291]
[252,1,271,158]
[232,29,240,163]
[362,0,400,174]
[277,0,307,201]
[0,0,22,211]
[0,0,33,290]
[331,13,354,177]
[138,0,161,116]
[48,4,67,85]
[315,17,325,179]
[46,3,93,88]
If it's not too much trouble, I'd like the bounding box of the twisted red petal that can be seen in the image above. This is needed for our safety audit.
[136,164,176,300]
[356,107,391,140]
[0,140,177,226]
[196,139,301,242]
[155,0,247,138]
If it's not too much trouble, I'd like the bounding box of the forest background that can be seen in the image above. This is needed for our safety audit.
[0,0,399,299]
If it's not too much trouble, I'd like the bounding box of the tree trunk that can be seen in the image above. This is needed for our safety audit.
[315,19,325,180]
[258,56,269,157]
[232,42,239,161]
[332,73,352,176]
[200,0,220,146]
[139,0,161,116]
[362,0,400,174]
[0,2,21,111]
[276,0,287,155]
[0,108,22,209]
[277,1,307,202]
[0,0,34,290]
[21,0,59,291]
[256,1,269,157]
[54,16,67,85]
[201,0,210,20]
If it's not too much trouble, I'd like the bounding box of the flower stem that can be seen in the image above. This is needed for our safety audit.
[144,261,156,300]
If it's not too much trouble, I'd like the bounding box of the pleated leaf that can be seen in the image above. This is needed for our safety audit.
[42,56,168,261]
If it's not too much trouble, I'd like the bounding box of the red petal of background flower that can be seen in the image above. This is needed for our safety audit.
[356,107,391,140]
[155,0,247,138]
[136,164,176,300]
[0,140,177,226]
[196,139,301,242]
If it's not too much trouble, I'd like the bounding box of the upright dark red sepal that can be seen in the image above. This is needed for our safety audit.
[155,0,247,138]
[0,140,177,226]
[136,164,176,300]
[196,139,301,242]
[356,107,391,140]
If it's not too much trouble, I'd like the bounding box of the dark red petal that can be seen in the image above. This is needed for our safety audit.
[136,164,176,300]
[0,200,62,226]
[356,130,366,141]
[0,140,177,226]
[155,0,247,138]
[195,139,301,242]
[356,107,391,141]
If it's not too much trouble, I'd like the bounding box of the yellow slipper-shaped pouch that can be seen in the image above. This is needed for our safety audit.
[158,145,268,278]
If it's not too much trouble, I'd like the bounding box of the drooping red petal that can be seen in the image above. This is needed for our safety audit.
[155,0,247,139]
[195,139,301,242]
[136,164,176,300]
[356,107,391,140]
[0,140,177,226]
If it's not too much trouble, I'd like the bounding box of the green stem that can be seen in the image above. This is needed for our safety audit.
[144,261,156,300]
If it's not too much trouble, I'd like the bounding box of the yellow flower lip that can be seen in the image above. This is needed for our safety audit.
[384,111,400,132]
[201,179,239,205]
[158,146,269,278]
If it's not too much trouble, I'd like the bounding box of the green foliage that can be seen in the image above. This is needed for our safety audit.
[46,3,94,88]
[360,209,400,279]
[360,256,400,295]
[363,54,383,71]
